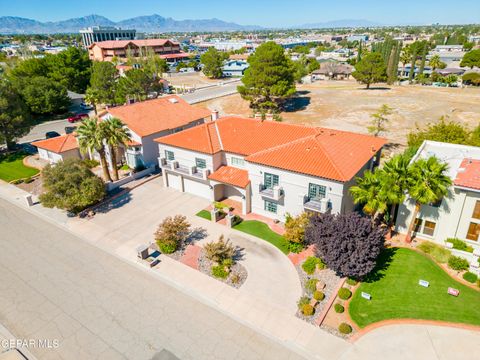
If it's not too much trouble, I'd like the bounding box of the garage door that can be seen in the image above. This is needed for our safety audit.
[184,178,211,199]
[167,173,182,191]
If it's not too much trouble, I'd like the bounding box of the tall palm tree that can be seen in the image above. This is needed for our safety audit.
[405,156,451,242]
[103,118,131,181]
[382,154,410,222]
[350,170,390,221]
[77,118,112,182]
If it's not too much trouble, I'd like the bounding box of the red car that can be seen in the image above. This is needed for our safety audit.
[67,113,89,123]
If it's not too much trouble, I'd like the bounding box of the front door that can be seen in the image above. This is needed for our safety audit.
[264,173,279,189]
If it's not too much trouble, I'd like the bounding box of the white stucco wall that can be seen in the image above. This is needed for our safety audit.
[38,148,80,164]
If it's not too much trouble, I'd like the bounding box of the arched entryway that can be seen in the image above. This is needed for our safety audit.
[211,183,251,215]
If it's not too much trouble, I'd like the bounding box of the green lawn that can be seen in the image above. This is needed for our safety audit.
[349,248,480,328]
[196,210,211,220]
[0,153,39,182]
[233,220,289,254]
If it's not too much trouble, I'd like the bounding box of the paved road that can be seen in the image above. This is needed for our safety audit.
[181,81,239,104]
[0,198,305,360]
[20,119,76,144]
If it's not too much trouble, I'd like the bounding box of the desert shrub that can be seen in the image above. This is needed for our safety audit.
[230,272,241,284]
[288,241,305,253]
[211,265,229,279]
[313,290,325,301]
[446,238,474,253]
[82,159,100,168]
[305,278,319,293]
[334,303,345,313]
[302,304,315,316]
[154,215,191,254]
[346,278,358,286]
[302,256,325,275]
[338,323,352,334]
[448,255,470,271]
[204,235,235,264]
[463,271,478,283]
[222,258,233,268]
[417,240,451,263]
[297,296,310,310]
[338,287,352,300]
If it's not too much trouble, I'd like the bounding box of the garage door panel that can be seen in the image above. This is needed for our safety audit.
[184,178,211,199]
[168,173,182,191]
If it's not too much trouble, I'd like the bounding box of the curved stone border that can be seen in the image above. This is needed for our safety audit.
[22,155,45,171]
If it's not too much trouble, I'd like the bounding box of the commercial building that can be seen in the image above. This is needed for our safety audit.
[80,26,137,48]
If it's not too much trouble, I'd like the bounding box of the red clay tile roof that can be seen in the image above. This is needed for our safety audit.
[208,166,250,188]
[89,39,179,50]
[159,52,191,59]
[157,117,386,182]
[31,134,79,153]
[106,96,211,137]
[454,158,480,191]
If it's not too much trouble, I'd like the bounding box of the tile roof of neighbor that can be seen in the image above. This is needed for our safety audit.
[157,117,386,182]
[105,96,212,137]
[89,39,178,49]
[454,158,480,190]
[208,166,250,188]
[31,134,79,153]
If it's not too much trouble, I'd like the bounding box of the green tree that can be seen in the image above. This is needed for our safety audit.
[350,170,390,220]
[405,157,451,242]
[200,47,224,79]
[307,58,320,73]
[21,76,70,114]
[238,41,296,110]
[77,118,112,182]
[367,104,393,136]
[407,117,470,150]
[103,118,131,181]
[0,79,31,150]
[39,159,106,214]
[116,69,155,103]
[88,61,118,106]
[429,54,442,70]
[352,52,387,89]
[460,49,480,69]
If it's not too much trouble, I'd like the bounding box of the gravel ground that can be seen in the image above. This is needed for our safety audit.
[198,248,247,289]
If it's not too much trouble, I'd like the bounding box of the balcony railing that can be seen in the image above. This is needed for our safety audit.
[303,196,330,213]
[158,157,209,180]
[259,184,284,200]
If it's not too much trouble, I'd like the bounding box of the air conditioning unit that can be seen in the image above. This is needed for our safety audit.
[169,98,179,104]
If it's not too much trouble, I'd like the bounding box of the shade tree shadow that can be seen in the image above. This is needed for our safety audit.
[362,247,397,283]
[283,96,311,112]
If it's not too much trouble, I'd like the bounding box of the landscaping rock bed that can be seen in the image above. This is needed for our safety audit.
[198,248,247,288]
[295,260,341,325]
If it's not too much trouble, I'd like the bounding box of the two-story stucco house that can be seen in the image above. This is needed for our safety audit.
[396,141,480,255]
[101,95,212,169]
[155,116,386,220]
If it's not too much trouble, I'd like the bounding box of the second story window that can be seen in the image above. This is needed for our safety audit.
[231,157,245,167]
[165,150,175,161]
[308,183,326,200]
[195,158,206,169]
[264,173,279,189]
[473,201,480,220]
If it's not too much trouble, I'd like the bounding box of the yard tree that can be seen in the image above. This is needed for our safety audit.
[200,47,225,79]
[88,61,119,107]
[77,118,113,182]
[460,49,480,69]
[352,52,387,89]
[367,104,393,136]
[405,157,451,242]
[350,170,390,220]
[0,79,31,150]
[428,54,442,70]
[103,118,131,181]
[154,215,191,254]
[20,76,71,115]
[284,212,311,246]
[115,68,157,103]
[39,159,106,214]
[306,212,386,279]
[238,41,296,110]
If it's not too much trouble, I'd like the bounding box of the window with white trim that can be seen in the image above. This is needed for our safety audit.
[264,200,277,213]
[195,158,206,169]
[231,156,245,167]
[165,150,175,161]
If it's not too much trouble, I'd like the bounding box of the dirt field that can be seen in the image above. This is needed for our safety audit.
[199,80,480,147]
[165,72,221,88]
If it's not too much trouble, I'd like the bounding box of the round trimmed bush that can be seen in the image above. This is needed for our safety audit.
[334,303,345,313]
[313,290,325,301]
[463,271,478,283]
[302,256,324,275]
[302,304,315,316]
[346,278,358,286]
[211,265,228,279]
[338,323,352,334]
[448,255,469,271]
[305,278,319,293]
[338,287,352,300]
[297,296,310,310]
[158,242,177,254]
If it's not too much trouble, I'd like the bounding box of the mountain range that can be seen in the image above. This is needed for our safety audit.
[0,15,390,34]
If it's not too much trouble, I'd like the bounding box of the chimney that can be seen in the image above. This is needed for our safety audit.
[266,112,274,121]
[211,109,219,121]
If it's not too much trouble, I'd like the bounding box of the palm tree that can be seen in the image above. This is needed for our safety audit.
[77,118,113,182]
[405,156,451,242]
[429,54,441,71]
[84,88,99,115]
[350,170,390,221]
[103,118,131,181]
[382,154,410,222]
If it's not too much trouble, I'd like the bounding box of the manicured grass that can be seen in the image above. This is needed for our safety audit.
[0,153,39,182]
[233,220,289,254]
[349,248,480,328]
[196,210,211,220]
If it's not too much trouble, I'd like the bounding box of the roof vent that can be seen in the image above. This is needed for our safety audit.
[169,98,179,104]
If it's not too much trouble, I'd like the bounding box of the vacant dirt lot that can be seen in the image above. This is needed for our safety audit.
[166,72,221,88]
[199,80,480,147]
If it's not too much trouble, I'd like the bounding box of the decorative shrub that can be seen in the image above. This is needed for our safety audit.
[155,215,191,254]
[284,212,311,244]
[463,271,478,283]
[222,258,233,268]
[204,235,235,264]
[338,287,352,300]
[288,241,305,254]
[297,296,310,310]
[302,304,315,316]
[417,241,451,263]
[448,255,470,271]
[158,242,177,254]
[305,278,319,293]
[334,303,345,313]
[338,323,352,334]
[211,265,229,279]
[346,278,358,286]
[302,256,325,275]
[313,290,325,301]
[230,272,241,284]
[446,238,474,253]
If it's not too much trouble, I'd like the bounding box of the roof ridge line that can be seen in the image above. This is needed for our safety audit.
[204,123,214,154]
[214,121,224,151]
[246,134,316,159]
[313,133,346,179]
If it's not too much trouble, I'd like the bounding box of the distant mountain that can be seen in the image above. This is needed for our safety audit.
[0,14,261,34]
[298,19,382,29]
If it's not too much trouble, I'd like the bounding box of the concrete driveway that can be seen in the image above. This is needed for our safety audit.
[66,177,302,313]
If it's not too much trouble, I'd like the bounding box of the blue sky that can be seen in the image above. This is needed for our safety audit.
[1,0,479,27]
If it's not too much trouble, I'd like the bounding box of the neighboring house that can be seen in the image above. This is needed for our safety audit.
[101,95,212,169]
[396,141,480,254]
[155,116,385,220]
[31,134,81,164]
[222,60,249,77]
[312,63,353,80]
